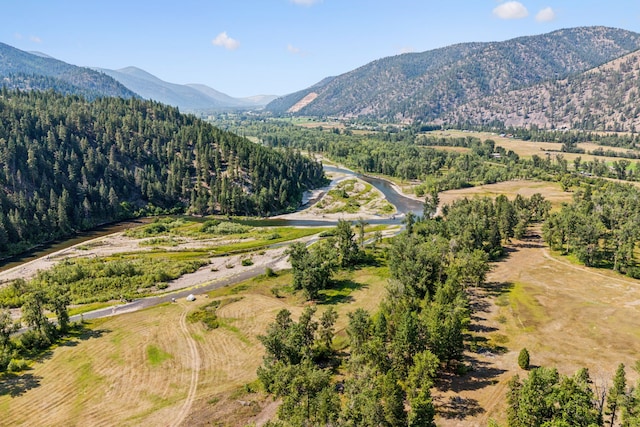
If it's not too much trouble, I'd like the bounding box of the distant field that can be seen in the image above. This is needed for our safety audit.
[430,130,637,165]
[438,180,572,210]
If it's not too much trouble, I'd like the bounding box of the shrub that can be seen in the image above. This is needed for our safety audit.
[7,358,29,373]
[200,219,221,233]
[241,258,254,266]
[212,222,251,235]
[518,348,530,370]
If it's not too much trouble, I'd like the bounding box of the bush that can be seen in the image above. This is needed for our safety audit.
[241,258,254,266]
[518,347,530,370]
[200,219,221,233]
[19,330,52,352]
[7,358,29,373]
[212,222,251,235]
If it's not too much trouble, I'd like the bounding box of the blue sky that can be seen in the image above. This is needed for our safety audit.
[3,0,640,97]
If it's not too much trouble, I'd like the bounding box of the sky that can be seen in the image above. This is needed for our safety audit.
[3,0,640,98]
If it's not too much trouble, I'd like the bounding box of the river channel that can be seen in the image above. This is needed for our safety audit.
[274,164,424,227]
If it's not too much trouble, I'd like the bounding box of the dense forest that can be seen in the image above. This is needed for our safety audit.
[0,90,325,255]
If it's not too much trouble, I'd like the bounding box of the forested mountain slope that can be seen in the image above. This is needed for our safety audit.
[0,42,136,100]
[440,49,640,132]
[0,90,325,255]
[266,27,640,122]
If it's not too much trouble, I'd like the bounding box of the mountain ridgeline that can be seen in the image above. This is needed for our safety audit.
[94,66,277,112]
[0,42,136,100]
[0,89,325,255]
[266,27,640,123]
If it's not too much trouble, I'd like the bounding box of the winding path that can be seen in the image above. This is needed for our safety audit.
[171,303,201,427]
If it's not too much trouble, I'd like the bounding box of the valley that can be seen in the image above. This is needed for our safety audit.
[3,17,640,426]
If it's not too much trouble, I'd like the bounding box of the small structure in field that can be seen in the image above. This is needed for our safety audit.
[186,294,196,302]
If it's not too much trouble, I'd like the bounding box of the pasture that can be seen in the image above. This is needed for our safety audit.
[434,230,640,425]
[0,264,389,426]
[432,129,636,165]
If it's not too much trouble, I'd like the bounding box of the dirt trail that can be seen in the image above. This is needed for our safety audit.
[172,303,201,427]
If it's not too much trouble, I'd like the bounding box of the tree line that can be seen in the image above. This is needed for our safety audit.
[543,180,640,276]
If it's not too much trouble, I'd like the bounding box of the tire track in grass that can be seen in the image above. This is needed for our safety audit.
[171,303,200,427]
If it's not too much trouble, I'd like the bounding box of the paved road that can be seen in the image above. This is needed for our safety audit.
[70,262,276,322]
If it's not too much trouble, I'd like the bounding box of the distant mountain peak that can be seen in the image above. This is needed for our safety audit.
[96,66,275,111]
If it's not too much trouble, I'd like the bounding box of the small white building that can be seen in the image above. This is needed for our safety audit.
[186,294,196,302]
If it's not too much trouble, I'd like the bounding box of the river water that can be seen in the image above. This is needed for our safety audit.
[276,165,424,227]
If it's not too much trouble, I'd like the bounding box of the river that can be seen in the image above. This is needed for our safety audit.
[324,165,424,216]
[0,165,422,272]
[273,164,424,227]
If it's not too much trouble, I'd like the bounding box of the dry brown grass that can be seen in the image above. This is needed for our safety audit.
[433,230,640,425]
[438,180,573,210]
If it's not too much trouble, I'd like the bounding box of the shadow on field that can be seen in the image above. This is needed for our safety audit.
[436,394,485,419]
[319,279,366,305]
[60,326,111,348]
[438,359,506,395]
[0,372,42,397]
[481,281,514,298]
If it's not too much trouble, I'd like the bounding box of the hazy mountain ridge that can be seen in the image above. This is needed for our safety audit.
[0,42,136,100]
[96,66,275,111]
[0,42,274,111]
[266,27,640,123]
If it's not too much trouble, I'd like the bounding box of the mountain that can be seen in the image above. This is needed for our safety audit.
[96,66,275,111]
[0,42,136,100]
[265,27,640,122]
[439,49,640,133]
[186,84,277,107]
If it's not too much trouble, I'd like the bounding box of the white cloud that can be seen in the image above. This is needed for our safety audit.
[14,33,23,40]
[535,7,556,22]
[30,36,42,43]
[290,0,322,6]
[399,46,415,54]
[493,1,529,20]
[212,32,240,50]
[287,44,309,57]
[287,44,301,54]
